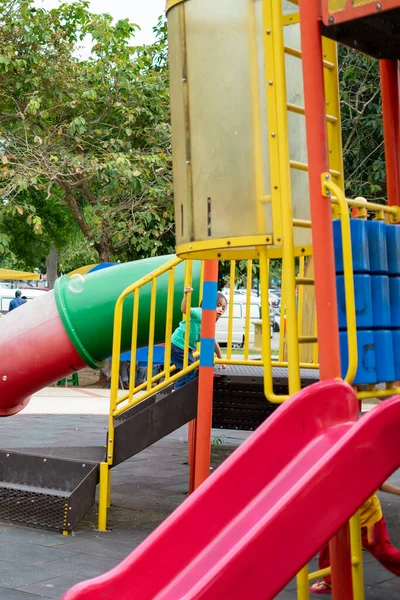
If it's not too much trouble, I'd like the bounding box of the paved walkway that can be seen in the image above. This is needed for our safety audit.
[0,388,398,599]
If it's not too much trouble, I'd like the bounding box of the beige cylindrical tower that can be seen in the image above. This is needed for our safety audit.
[167,0,311,259]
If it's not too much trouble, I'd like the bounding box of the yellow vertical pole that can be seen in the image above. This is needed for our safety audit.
[183,260,193,369]
[279,268,286,363]
[248,0,266,231]
[107,470,112,509]
[297,256,305,336]
[264,0,305,594]
[244,259,253,360]
[147,279,157,391]
[98,462,109,531]
[227,260,236,360]
[268,0,301,393]
[350,512,365,600]
[322,37,344,191]
[164,268,176,380]
[128,288,140,396]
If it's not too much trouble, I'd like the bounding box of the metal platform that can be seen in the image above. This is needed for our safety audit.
[212,365,319,431]
[0,365,318,532]
[321,7,400,59]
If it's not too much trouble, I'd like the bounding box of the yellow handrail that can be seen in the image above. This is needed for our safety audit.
[322,175,358,384]
[109,257,183,421]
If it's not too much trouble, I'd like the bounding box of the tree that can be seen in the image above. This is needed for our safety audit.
[339,46,385,203]
[0,1,174,263]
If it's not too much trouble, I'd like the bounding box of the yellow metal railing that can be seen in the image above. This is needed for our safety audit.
[109,257,200,423]
[98,256,202,530]
[323,175,358,384]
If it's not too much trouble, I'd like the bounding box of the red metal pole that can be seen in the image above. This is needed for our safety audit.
[380,60,400,207]
[193,260,218,489]
[298,1,353,598]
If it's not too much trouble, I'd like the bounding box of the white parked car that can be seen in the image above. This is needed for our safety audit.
[216,294,262,349]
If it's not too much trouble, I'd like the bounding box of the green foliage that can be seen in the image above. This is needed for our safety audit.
[0,189,75,270]
[0,0,172,264]
[339,46,385,202]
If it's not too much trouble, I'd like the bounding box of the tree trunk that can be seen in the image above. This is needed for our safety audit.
[46,246,58,290]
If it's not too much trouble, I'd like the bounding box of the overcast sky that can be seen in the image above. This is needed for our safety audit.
[34,0,166,46]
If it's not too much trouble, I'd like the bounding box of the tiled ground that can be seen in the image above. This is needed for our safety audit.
[0,389,398,598]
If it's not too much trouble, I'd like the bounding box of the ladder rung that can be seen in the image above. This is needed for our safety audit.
[284,45,301,59]
[290,160,308,172]
[295,277,314,285]
[287,103,338,125]
[326,114,338,124]
[298,336,318,344]
[287,103,305,115]
[290,161,340,178]
[284,45,334,70]
[293,218,312,229]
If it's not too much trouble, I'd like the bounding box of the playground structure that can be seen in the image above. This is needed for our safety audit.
[1,0,400,599]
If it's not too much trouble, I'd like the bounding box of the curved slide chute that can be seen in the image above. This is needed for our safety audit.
[0,255,201,416]
[63,379,400,600]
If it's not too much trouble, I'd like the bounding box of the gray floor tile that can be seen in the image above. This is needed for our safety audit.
[0,589,47,599]
[0,541,74,567]
[0,527,98,548]
[17,573,95,600]
[0,562,63,590]
[51,538,132,561]
[45,552,120,574]
[365,584,400,600]
[363,560,395,585]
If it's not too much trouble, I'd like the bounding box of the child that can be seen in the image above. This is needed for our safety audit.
[171,285,227,390]
[311,481,400,594]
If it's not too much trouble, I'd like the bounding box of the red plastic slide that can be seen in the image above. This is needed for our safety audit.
[63,380,400,600]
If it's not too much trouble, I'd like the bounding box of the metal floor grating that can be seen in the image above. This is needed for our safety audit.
[215,364,320,380]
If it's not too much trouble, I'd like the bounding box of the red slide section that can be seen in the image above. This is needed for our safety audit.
[63,380,400,600]
[0,293,85,416]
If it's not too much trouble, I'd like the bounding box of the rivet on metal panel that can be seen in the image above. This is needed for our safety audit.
[82,464,86,467]
[376,3,382,9]
[43,459,46,462]
[266,29,271,34]
[271,132,276,137]
[5,454,9,458]
[328,16,335,23]
[268,80,273,85]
